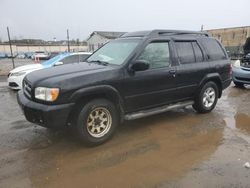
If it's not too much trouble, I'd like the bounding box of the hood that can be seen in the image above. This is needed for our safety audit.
[25,62,112,86]
[10,64,43,73]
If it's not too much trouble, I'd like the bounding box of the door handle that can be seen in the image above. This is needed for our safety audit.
[169,69,176,77]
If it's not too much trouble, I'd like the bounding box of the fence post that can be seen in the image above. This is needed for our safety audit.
[7,27,15,69]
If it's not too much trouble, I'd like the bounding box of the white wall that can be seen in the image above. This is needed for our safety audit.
[87,34,110,52]
[0,44,87,54]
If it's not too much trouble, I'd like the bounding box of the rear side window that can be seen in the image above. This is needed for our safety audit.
[175,42,195,64]
[200,38,226,60]
[192,42,204,62]
[138,42,170,69]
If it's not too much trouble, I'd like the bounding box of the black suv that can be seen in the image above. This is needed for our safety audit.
[18,30,232,145]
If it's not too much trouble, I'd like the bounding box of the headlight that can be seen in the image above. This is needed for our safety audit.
[35,87,59,102]
[233,60,241,68]
[11,71,26,76]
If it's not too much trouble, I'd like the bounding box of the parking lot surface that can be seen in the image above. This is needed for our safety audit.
[0,59,39,76]
[0,77,250,188]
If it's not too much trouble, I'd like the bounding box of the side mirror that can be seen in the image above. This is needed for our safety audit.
[130,60,149,72]
[54,61,64,66]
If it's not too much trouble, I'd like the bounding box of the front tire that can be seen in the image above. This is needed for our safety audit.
[75,99,119,146]
[193,82,218,113]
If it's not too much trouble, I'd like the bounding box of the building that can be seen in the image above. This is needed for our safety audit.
[86,31,126,52]
[206,26,250,56]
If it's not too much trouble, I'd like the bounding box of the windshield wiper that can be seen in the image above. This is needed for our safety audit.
[87,60,109,66]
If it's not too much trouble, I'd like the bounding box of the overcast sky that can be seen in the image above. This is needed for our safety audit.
[0,0,249,41]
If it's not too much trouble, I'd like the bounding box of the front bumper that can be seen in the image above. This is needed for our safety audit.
[232,67,250,84]
[17,91,75,129]
[7,76,23,90]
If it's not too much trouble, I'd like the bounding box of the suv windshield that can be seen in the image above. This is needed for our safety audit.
[87,39,140,65]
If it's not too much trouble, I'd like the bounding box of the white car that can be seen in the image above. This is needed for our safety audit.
[31,51,50,60]
[16,53,26,59]
[8,64,43,89]
[8,52,92,90]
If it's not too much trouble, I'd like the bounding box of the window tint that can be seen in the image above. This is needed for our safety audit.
[192,42,204,62]
[138,42,170,69]
[61,55,81,64]
[175,42,195,64]
[200,38,226,60]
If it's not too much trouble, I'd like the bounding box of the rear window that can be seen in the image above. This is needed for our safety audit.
[200,38,226,60]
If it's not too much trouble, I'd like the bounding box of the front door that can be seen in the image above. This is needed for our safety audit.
[122,41,177,112]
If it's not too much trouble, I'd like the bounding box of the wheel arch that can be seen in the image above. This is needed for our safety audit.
[198,73,223,98]
[67,85,125,125]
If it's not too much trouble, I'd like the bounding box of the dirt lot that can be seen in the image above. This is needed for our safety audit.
[0,77,250,188]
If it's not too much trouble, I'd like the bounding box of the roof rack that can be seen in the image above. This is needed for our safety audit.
[150,30,210,37]
[120,30,210,38]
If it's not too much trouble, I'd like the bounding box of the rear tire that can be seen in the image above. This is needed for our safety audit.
[75,99,119,146]
[193,82,218,113]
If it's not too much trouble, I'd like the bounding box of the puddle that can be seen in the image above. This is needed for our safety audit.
[224,113,250,135]
[29,111,224,188]
[235,113,250,134]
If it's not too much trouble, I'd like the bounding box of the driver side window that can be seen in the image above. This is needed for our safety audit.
[138,42,170,69]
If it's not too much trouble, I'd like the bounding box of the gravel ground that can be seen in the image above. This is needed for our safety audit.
[0,59,43,76]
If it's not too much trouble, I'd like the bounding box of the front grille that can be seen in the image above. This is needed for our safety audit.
[235,77,250,82]
[23,80,32,99]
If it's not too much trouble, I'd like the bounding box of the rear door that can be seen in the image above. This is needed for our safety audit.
[173,40,209,100]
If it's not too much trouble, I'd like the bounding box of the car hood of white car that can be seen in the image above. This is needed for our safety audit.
[10,64,43,73]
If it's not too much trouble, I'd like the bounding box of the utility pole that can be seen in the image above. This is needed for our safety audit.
[201,25,204,32]
[7,27,15,68]
[67,29,70,52]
